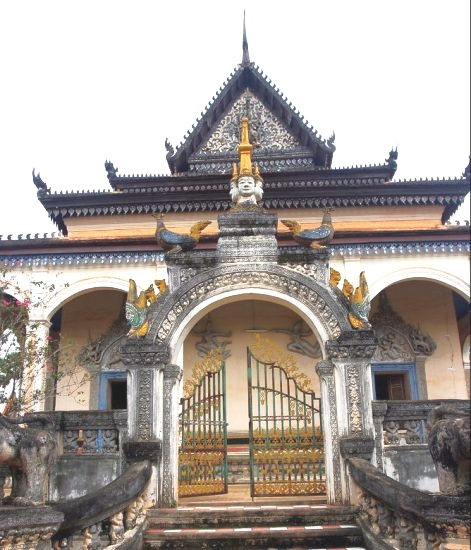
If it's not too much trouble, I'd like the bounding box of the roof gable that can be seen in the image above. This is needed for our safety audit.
[167,64,335,175]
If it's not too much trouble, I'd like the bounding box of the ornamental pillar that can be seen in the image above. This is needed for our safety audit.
[23,316,52,412]
[121,341,168,507]
[371,401,388,470]
[161,364,183,507]
[324,331,377,502]
[315,359,345,504]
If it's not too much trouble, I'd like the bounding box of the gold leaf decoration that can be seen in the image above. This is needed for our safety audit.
[250,335,314,392]
[183,347,224,398]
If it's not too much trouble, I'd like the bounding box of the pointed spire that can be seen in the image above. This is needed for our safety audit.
[242,10,250,66]
[239,117,253,176]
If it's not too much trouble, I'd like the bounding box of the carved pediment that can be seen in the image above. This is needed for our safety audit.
[188,92,316,175]
[199,91,306,155]
[79,317,128,372]
[169,64,334,175]
[371,292,436,362]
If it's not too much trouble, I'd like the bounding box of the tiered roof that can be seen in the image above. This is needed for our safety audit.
[17,31,471,237]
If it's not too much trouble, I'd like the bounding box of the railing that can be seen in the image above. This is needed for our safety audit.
[373,399,470,446]
[15,410,128,455]
[53,410,127,455]
[51,461,151,549]
[0,461,151,550]
[372,399,470,470]
[349,457,470,549]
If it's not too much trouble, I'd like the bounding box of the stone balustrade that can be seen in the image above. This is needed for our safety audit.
[52,495,147,549]
[349,457,471,549]
[0,460,151,549]
[36,410,127,455]
[373,399,470,448]
[51,460,151,550]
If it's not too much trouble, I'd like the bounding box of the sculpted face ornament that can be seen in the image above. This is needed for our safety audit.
[238,176,256,196]
[230,116,264,206]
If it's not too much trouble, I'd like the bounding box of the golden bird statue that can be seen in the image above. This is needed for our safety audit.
[154,215,211,253]
[281,210,334,248]
[343,272,371,329]
[125,279,167,338]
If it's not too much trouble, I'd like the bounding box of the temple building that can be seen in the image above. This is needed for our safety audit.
[0,26,469,549]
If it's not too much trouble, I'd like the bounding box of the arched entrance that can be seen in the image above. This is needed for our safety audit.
[177,298,325,499]
[122,259,377,507]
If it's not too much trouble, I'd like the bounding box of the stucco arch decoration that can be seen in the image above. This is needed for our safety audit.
[147,264,352,354]
[370,266,470,301]
[42,276,129,320]
[168,289,330,364]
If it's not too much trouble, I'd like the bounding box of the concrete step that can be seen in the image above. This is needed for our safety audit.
[147,503,357,530]
[144,523,363,549]
[144,503,364,549]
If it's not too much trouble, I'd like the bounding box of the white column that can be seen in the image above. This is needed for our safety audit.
[22,316,51,412]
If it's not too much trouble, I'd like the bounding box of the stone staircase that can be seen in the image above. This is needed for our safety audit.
[144,499,365,549]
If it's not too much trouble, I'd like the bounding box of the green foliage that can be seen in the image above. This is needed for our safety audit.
[0,268,88,413]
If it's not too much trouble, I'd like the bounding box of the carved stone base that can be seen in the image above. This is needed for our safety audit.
[340,436,375,461]
[217,209,279,262]
[123,440,162,462]
[0,505,63,548]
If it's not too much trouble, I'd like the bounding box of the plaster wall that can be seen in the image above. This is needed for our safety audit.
[49,455,120,500]
[182,300,321,434]
[383,447,439,492]
[64,205,445,239]
[381,281,467,399]
[55,290,124,410]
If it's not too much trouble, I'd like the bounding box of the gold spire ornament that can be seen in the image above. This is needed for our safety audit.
[230,116,264,206]
[239,116,253,176]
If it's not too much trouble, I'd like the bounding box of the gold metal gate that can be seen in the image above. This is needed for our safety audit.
[178,351,227,498]
[248,340,325,497]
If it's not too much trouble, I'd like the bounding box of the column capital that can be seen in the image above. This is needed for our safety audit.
[27,316,52,328]
[121,340,169,368]
[326,330,377,361]
[340,435,375,461]
[315,359,334,379]
[164,364,183,382]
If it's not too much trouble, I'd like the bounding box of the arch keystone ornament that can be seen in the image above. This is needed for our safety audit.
[120,117,377,506]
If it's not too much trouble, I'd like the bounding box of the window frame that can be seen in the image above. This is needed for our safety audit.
[98,371,128,410]
[371,363,419,400]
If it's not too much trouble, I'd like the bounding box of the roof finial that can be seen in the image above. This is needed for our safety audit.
[242,10,250,66]
[230,117,263,184]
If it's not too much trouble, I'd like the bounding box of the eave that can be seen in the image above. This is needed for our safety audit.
[1,225,469,256]
[36,174,469,235]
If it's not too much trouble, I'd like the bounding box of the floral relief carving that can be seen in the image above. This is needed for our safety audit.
[371,292,436,362]
[137,369,152,441]
[347,365,363,434]
[154,270,341,344]
[200,91,301,154]
[316,360,342,502]
[282,262,321,280]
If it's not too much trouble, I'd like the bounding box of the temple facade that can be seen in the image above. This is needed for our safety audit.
[0,29,469,538]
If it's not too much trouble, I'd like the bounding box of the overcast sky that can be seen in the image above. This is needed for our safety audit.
[0,1,469,237]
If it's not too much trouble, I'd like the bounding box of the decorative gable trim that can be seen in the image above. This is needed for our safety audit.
[167,64,336,174]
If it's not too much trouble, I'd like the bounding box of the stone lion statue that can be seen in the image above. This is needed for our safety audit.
[427,405,471,495]
[0,413,57,505]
